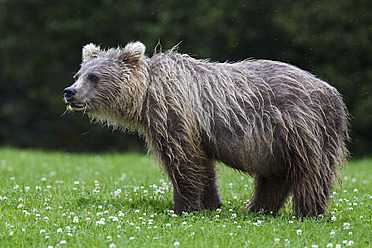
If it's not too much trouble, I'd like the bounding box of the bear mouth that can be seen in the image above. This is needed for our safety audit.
[67,101,90,112]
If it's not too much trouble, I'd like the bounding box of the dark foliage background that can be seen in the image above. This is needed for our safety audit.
[0,0,371,156]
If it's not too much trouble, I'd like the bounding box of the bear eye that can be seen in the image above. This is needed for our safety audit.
[88,74,99,83]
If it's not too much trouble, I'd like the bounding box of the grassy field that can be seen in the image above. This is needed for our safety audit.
[0,148,371,247]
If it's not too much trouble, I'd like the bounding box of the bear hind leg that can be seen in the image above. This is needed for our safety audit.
[292,169,333,218]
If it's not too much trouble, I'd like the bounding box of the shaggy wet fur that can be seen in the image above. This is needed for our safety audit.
[64,42,349,217]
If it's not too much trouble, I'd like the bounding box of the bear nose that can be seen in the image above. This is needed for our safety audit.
[64,87,77,102]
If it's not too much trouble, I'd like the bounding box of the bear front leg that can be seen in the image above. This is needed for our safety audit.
[201,163,223,210]
[246,175,291,214]
[168,159,206,215]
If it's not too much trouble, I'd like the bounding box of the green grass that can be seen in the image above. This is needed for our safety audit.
[0,147,371,247]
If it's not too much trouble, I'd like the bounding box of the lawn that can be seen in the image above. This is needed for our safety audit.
[0,148,371,247]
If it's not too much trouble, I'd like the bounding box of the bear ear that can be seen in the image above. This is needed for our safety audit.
[82,43,101,63]
[121,41,146,66]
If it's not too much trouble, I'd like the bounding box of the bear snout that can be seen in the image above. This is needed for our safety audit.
[64,87,77,102]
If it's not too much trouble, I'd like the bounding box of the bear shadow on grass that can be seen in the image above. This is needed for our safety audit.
[70,194,324,222]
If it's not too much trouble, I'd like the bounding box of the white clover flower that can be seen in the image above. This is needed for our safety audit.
[57,228,63,233]
[129,237,135,240]
[96,219,105,226]
[40,229,45,234]
[174,241,180,247]
[330,230,336,238]
[274,238,280,244]
[331,215,336,221]
[73,217,78,223]
[60,240,67,244]
[166,223,171,227]
[108,216,119,222]
[347,241,354,246]
[109,244,116,248]
[311,245,318,248]
[343,223,351,230]
[9,231,14,236]
[41,177,46,181]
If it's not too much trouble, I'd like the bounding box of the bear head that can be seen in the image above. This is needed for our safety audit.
[64,41,148,127]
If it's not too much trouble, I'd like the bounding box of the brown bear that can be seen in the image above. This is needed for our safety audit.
[64,41,349,217]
